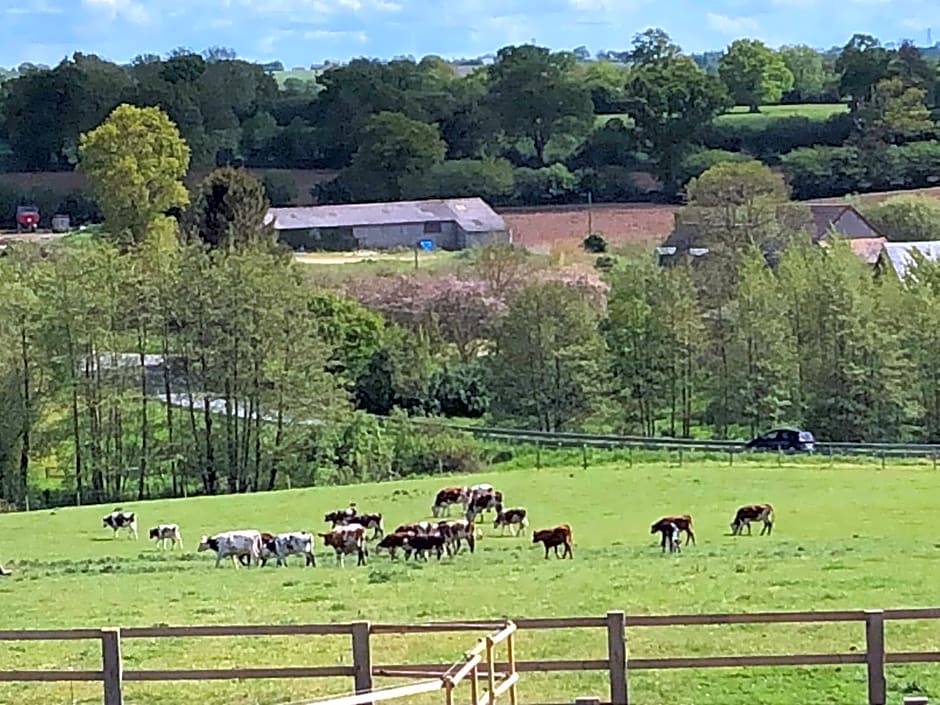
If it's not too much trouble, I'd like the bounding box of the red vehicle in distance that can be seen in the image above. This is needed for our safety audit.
[15,204,40,232]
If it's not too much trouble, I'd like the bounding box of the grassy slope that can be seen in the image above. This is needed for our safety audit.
[598,103,847,128]
[1,460,939,705]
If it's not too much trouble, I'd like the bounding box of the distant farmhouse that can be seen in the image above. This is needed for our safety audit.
[265,198,510,252]
[656,203,884,266]
[875,241,940,278]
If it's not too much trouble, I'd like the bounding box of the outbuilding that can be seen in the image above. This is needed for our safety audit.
[265,197,510,251]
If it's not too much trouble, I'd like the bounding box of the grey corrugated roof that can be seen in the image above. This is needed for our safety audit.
[265,198,506,234]
[881,242,940,278]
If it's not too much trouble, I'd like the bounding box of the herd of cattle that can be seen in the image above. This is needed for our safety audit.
[99,483,776,568]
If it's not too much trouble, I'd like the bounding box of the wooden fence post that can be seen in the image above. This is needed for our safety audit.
[606,610,628,705]
[536,442,542,470]
[582,444,588,470]
[351,621,373,696]
[865,610,886,705]
[101,628,123,705]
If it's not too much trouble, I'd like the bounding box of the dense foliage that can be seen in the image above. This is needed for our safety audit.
[1,34,938,211]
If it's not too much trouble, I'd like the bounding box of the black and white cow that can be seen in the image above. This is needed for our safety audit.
[103,511,138,539]
[148,523,183,550]
[260,531,316,567]
[197,530,263,568]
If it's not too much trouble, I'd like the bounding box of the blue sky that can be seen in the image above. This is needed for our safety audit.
[3,0,940,68]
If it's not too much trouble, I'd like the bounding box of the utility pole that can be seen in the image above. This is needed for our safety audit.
[587,190,594,235]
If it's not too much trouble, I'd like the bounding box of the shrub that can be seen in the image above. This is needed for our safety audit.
[574,165,646,202]
[862,196,940,242]
[428,362,489,418]
[676,149,751,186]
[512,164,577,205]
[779,145,865,199]
[583,233,608,253]
[401,158,515,203]
[387,414,482,477]
[703,114,853,162]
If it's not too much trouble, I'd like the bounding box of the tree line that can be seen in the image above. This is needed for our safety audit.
[1,31,939,214]
[2,99,940,511]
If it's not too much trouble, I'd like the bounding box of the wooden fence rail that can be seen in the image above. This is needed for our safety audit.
[3,607,940,705]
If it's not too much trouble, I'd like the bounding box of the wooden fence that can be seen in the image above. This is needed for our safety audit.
[2,607,940,705]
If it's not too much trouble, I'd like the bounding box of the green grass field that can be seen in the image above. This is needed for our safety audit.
[714,103,848,125]
[597,103,847,128]
[1,459,939,705]
[272,68,322,88]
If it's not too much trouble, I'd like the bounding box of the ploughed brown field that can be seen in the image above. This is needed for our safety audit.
[499,203,678,250]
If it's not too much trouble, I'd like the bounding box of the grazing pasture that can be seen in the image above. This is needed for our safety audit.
[715,103,848,124]
[1,460,939,705]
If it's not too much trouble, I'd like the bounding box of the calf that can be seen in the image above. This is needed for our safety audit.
[403,533,447,561]
[653,521,681,553]
[148,524,183,550]
[197,530,262,568]
[103,511,138,540]
[431,486,469,518]
[465,489,503,522]
[650,515,695,546]
[493,507,528,536]
[438,519,476,554]
[731,503,775,536]
[324,507,357,526]
[532,524,573,559]
[319,524,368,567]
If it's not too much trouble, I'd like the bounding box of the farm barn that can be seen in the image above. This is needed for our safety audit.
[656,203,885,265]
[265,198,510,252]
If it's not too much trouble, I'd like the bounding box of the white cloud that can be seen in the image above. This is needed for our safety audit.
[705,12,759,36]
[83,0,149,24]
[304,29,369,41]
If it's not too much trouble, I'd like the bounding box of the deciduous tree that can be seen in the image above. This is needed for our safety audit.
[719,40,794,112]
[79,104,190,244]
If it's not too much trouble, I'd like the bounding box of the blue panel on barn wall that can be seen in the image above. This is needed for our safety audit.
[418,239,434,251]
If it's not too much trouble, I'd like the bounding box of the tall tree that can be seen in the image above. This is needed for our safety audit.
[79,104,190,244]
[486,45,594,165]
[719,40,794,112]
[836,34,891,110]
[184,167,273,250]
[624,30,729,189]
[779,45,828,102]
[335,111,446,202]
[489,281,607,431]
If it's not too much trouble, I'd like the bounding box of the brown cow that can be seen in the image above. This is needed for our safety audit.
[375,532,412,559]
[650,515,695,546]
[731,504,774,536]
[532,524,573,559]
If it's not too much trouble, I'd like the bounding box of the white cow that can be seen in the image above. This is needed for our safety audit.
[148,524,184,550]
[261,532,316,567]
[197,530,262,568]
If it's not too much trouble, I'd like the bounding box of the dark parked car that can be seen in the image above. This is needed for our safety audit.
[746,428,815,453]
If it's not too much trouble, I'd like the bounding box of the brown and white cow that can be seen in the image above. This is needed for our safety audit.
[326,507,384,539]
[532,524,573,559]
[319,524,368,567]
[650,515,695,546]
[466,489,503,522]
[103,511,138,540]
[730,503,775,536]
[493,507,528,536]
[393,521,435,536]
[437,519,476,554]
[431,486,469,518]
